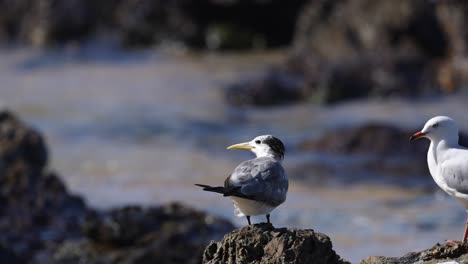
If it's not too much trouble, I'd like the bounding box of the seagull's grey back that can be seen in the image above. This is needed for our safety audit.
[226,156,288,207]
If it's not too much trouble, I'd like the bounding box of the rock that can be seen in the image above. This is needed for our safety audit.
[361,243,468,264]
[295,123,429,179]
[0,110,235,263]
[0,0,97,46]
[0,110,48,171]
[202,223,350,264]
[46,203,235,264]
[227,0,468,107]
[0,110,88,260]
[298,123,426,156]
[0,0,307,49]
[224,68,308,107]
[292,123,468,185]
[113,0,195,47]
[83,203,234,246]
[0,244,23,264]
[111,0,308,49]
[293,0,449,63]
[51,239,98,264]
[299,122,468,157]
[301,0,468,102]
[75,203,234,264]
[289,0,455,103]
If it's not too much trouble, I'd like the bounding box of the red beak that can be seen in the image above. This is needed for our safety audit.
[409,131,426,141]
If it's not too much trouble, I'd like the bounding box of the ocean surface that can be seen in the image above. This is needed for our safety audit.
[1,47,468,262]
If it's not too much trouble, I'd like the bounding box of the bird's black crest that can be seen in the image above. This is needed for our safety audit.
[264,136,285,159]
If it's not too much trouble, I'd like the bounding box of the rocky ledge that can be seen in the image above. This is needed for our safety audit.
[362,243,468,264]
[202,223,350,264]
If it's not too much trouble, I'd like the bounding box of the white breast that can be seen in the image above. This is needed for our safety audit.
[230,197,275,217]
[428,143,468,208]
[427,143,446,190]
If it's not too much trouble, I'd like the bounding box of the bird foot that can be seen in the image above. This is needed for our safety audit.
[445,240,461,247]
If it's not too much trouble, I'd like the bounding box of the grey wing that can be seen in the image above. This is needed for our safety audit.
[225,158,288,206]
[441,157,468,195]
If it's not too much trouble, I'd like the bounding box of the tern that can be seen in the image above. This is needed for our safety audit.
[196,135,288,225]
[410,116,468,245]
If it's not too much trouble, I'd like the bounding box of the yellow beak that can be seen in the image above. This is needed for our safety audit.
[227,142,253,150]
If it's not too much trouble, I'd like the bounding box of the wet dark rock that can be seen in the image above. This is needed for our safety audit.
[0,244,23,264]
[361,243,468,264]
[113,0,196,48]
[203,223,350,264]
[51,239,98,264]
[296,123,429,179]
[0,110,87,260]
[300,123,468,157]
[183,0,307,50]
[299,124,426,156]
[0,0,307,49]
[46,203,234,264]
[292,123,468,185]
[293,0,449,63]
[294,0,468,103]
[83,203,234,247]
[226,0,468,106]
[0,0,97,46]
[112,0,308,49]
[225,68,308,107]
[0,110,235,264]
[289,0,461,103]
[0,110,47,170]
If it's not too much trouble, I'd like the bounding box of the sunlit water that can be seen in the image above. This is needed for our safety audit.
[1,47,468,262]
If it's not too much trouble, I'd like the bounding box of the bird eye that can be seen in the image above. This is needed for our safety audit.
[432,123,439,128]
[255,140,261,144]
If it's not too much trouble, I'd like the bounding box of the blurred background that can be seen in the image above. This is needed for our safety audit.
[1,0,468,263]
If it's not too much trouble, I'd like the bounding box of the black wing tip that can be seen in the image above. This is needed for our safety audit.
[195,184,226,194]
[195,184,213,190]
[195,183,215,189]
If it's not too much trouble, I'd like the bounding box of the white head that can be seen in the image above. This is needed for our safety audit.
[410,116,459,145]
[227,135,285,159]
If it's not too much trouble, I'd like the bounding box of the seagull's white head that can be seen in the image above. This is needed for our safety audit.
[410,116,459,144]
[227,135,285,159]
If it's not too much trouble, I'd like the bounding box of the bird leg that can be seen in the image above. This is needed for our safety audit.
[446,210,468,247]
[246,215,251,225]
[463,210,468,243]
[266,214,271,224]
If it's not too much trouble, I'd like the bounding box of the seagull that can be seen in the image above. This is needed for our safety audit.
[195,135,288,225]
[410,116,468,245]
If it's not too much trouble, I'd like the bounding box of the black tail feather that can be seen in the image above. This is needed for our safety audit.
[195,184,225,194]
